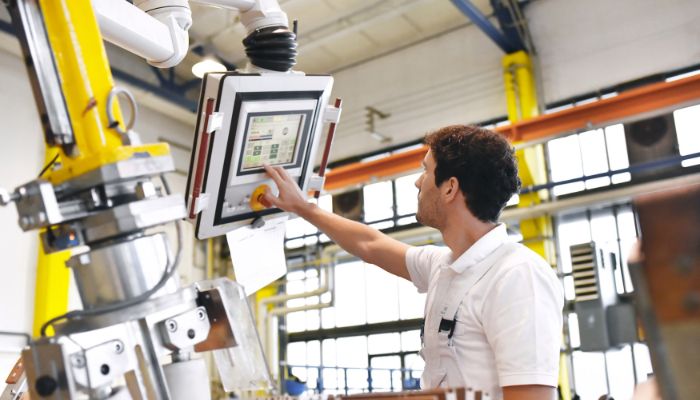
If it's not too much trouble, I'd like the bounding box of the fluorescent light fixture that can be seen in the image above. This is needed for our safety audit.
[192,58,226,78]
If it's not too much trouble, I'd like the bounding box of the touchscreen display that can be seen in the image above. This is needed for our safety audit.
[240,113,304,171]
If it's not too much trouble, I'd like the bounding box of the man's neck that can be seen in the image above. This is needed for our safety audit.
[441,216,497,259]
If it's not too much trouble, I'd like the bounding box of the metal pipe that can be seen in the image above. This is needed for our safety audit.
[259,255,336,380]
[519,151,700,195]
[137,318,172,400]
[92,0,191,68]
[268,300,333,317]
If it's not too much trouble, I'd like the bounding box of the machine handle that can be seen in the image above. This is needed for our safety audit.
[189,98,215,219]
[315,98,342,199]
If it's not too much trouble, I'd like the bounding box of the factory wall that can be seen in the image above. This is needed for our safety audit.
[0,48,44,373]
[0,46,201,373]
[531,0,700,103]
[329,0,700,161]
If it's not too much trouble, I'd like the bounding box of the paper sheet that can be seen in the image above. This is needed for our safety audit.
[226,215,288,295]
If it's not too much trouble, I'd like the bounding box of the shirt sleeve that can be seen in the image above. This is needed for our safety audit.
[405,245,446,293]
[481,259,564,388]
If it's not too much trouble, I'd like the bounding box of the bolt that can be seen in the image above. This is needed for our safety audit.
[187,329,196,339]
[19,217,30,229]
[100,364,110,376]
[17,187,27,197]
[114,341,124,354]
[71,355,86,368]
[166,320,178,332]
[197,309,206,321]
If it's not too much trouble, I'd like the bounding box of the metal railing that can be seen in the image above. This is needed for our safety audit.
[286,364,422,395]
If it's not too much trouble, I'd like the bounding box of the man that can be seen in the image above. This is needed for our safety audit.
[262,125,564,400]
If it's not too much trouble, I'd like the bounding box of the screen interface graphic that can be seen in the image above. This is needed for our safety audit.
[240,113,304,171]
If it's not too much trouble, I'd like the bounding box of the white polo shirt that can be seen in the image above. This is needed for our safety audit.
[406,224,564,399]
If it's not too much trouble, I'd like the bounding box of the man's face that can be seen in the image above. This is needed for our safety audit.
[414,150,443,228]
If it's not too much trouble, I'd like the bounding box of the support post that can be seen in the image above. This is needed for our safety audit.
[502,50,572,400]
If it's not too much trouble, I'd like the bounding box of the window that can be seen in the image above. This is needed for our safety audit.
[395,173,420,217]
[674,104,700,167]
[284,256,426,394]
[285,171,423,248]
[604,124,632,184]
[287,259,426,332]
[333,261,367,327]
[547,125,631,197]
[364,181,394,224]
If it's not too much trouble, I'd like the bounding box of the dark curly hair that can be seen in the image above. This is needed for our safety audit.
[424,125,521,222]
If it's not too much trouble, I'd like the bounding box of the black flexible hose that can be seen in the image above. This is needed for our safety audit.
[243,26,297,72]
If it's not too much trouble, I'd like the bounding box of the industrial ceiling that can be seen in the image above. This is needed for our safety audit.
[183,0,480,75]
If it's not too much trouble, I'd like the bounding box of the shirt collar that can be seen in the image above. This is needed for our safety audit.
[448,223,509,274]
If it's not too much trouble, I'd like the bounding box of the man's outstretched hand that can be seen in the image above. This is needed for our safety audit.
[261,165,313,215]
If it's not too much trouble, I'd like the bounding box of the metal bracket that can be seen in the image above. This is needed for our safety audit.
[193,192,210,214]
[14,180,63,231]
[159,306,211,351]
[207,112,224,133]
[22,339,77,399]
[307,175,325,193]
[70,339,129,391]
[323,105,341,124]
[194,288,237,352]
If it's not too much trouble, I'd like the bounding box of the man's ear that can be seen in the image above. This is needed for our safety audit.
[443,177,460,201]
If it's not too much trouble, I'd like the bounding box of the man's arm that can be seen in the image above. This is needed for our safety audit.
[503,385,556,400]
[262,166,411,280]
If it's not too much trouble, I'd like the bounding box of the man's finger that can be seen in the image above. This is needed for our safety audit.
[264,164,283,184]
[276,166,296,184]
[260,191,277,209]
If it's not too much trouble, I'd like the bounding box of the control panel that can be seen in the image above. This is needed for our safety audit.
[185,72,338,239]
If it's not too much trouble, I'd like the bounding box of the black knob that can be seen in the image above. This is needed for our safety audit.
[35,375,58,397]
[187,329,196,339]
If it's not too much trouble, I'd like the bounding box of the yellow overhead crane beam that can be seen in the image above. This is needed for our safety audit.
[31,0,172,336]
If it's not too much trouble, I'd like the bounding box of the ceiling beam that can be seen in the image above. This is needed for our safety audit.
[449,0,520,53]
